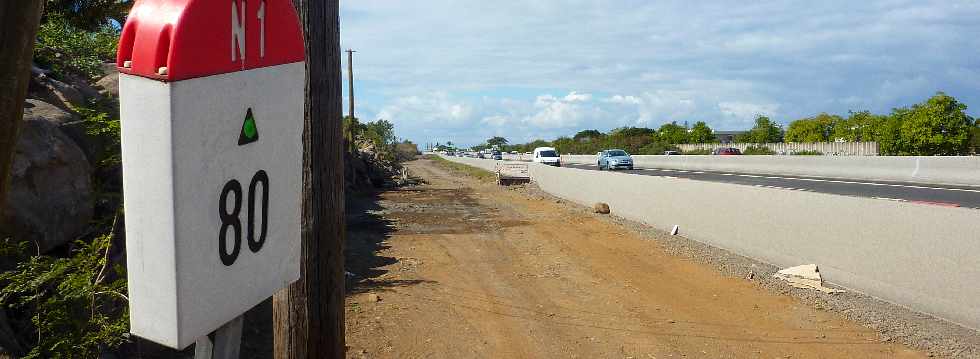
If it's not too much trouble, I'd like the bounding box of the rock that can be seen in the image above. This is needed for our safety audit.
[1,117,94,252]
[63,73,102,101]
[28,74,85,111]
[95,72,119,99]
[366,293,381,302]
[21,99,78,125]
[21,99,103,166]
[593,202,610,214]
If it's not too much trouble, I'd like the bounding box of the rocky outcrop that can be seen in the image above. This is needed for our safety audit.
[27,74,85,111]
[2,109,94,252]
[95,72,119,99]
[21,99,102,163]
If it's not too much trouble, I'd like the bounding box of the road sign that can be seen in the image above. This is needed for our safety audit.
[117,0,305,349]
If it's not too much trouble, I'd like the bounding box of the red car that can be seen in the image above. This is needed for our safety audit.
[712,147,742,155]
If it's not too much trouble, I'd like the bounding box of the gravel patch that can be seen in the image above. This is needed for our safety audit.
[512,182,980,359]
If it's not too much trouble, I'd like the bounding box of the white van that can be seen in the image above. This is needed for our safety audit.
[532,147,561,167]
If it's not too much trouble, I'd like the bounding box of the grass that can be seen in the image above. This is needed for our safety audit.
[743,145,775,155]
[681,148,712,155]
[427,155,497,183]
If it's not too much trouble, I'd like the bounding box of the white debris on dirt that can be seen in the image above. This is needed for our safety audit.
[670,225,679,235]
[773,264,844,294]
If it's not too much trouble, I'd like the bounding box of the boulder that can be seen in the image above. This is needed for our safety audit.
[1,116,94,252]
[22,99,104,164]
[95,72,119,99]
[593,202,610,214]
[21,98,78,125]
[63,73,102,101]
[27,74,85,111]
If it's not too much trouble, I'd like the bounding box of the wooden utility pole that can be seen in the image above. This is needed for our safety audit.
[345,49,355,119]
[274,0,345,358]
[0,0,44,218]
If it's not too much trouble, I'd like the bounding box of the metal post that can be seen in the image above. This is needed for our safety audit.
[194,316,244,359]
[346,49,355,119]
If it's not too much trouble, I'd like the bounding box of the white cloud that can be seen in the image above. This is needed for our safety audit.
[563,91,592,102]
[528,92,591,128]
[480,115,510,127]
[718,102,779,122]
[342,0,980,144]
[375,92,473,127]
[605,95,642,105]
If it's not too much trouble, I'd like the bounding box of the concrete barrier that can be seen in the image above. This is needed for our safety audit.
[438,154,980,331]
[555,155,980,187]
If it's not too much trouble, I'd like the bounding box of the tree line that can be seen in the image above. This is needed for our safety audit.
[449,92,978,156]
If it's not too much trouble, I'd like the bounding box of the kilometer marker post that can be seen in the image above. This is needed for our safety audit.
[116,0,306,355]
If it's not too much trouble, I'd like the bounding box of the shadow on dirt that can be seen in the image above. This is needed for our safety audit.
[345,188,434,296]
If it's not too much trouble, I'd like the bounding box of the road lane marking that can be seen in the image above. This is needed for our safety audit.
[633,167,980,194]
[585,164,979,194]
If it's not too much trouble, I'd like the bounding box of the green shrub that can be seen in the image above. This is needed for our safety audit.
[743,145,775,155]
[792,150,823,156]
[682,148,712,155]
[76,100,121,168]
[635,141,678,155]
[34,16,119,79]
[0,235,129,358]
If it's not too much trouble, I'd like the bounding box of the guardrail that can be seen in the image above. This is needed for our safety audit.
[438,154,980,331]
[676,142,879,156]
[553,154,980,187]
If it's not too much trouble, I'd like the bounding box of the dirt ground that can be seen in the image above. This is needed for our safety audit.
[343,158,924,358]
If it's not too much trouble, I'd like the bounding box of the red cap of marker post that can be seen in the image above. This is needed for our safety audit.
[117,0,305,82]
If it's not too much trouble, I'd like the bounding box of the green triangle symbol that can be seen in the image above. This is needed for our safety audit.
[238,108,259,145]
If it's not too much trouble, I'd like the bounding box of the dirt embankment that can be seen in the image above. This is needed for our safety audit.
[343,158,924,358]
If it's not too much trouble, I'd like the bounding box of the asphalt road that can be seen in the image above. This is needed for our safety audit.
[560,163,980,209]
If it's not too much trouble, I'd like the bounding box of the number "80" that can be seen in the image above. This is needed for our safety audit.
[218,170,269,266]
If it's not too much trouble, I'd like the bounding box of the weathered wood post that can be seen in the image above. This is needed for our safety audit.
[274,0,346,357]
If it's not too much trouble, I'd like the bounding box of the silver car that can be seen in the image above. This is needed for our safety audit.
[597,149,634,170]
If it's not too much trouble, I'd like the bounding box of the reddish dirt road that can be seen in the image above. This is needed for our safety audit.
[343,158,922,358]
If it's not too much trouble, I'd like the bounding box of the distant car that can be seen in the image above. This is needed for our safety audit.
[532,147,561,167]
[492,151,503,160]
[597,149,633,170]
[477,153,486,159]
[712,147,742,155]
[664,150,680,155]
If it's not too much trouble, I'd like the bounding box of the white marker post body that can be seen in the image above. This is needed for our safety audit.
[117,0,305,349]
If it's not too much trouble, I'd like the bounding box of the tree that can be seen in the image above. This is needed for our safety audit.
[785,113,842,142]
[274,0,345,357]
[688,121,715,143]
[486,136,508,147]
[573,129,604,142]
[363,119,395,154]
[524,139,551,152]
[551,136,575,153]
[43,0,132,31]
[737,116,783,143]
[1,1,45,221]
[656,122,688,144]
[833,111,885,142]
[610,126,656,138]
[971,126,980,154]
[894,92,974,155]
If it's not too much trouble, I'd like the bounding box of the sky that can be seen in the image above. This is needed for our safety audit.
[339,0,980,147]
